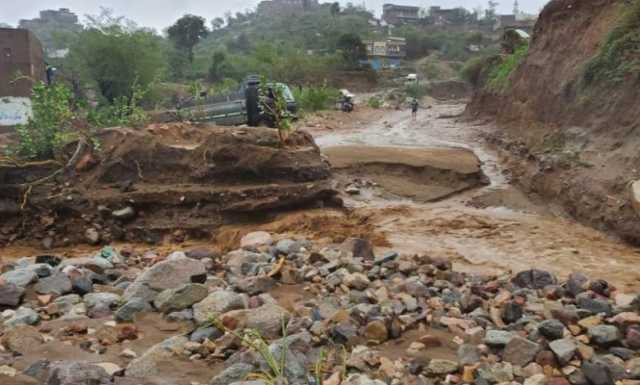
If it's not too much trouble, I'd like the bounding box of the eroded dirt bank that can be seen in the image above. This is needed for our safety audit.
[0,125,339,247]
[466,0,640,244]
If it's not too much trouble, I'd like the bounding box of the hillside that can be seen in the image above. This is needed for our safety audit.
[467,0,640,243]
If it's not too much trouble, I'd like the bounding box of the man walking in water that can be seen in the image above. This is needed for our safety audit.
[411,98,419,121]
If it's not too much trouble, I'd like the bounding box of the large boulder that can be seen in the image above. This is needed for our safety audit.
[45,362,112,385]
[0,281,25,306]
[1,268,38,287]
[135,257,206,291]
[153,284,209,313]
[220,304,290,339]
[193,290,247,325]
[126,336,188,378]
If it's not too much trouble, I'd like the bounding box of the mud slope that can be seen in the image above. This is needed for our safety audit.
[0,125,338,247]
[467,0,640,243]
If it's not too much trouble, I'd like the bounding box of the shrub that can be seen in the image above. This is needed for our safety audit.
[367,97,382,109]
[583,0,640,85]
[293,85,340,112]
[12,82,74,160]
[461,55,492,86]
[405,83,428,99]
[485,43,529,92]
[86,79,148,128]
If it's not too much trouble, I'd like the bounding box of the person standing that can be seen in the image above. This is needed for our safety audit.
[411,98,419,120]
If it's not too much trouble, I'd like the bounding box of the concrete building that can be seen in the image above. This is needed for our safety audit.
[257,0,320,17]
[18,8,81,56]
[0,29,46,127]
[382,4,421,25]
[363,37,407,70]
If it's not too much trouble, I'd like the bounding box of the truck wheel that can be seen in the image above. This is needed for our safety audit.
[246,85,260,127]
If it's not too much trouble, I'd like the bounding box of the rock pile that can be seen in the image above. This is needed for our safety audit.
[0,232,639,385]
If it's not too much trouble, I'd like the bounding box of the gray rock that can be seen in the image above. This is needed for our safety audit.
[166,309,194,322]
[46,361,112,385]
[478,362,514,383]
[374,251,398,265]
[4,306,40,328]
[588,325,620,346]
[71,275,94,295]
[0,282,25,307]
[115,298,151,323]
[342,374,387,385]
[126,336,188,377]
[1,268,38,287]
[582,359,615,385]
[221,304,290,339]
[191,326,223,342]
[26,263,54,278]
[193,290,246,324]
[122,282,158,303]
[59,257,113,274]
[567,273,589,297]
[539,319,566,340]
[512,269,557,289]
[577,294,612,316]
[23,359,50,382]
[135,257,206,291]
[503,336,541,366]
[34,272,72,295]
[275,239,304,255]
[153,284,208,313]
[210,363,255,385]
[234,276,276,295]
[53,294,82,314]
[343,272,370,290]
[549,338,577,365]
[427,359,459,375]
[484,330,514,346]
[240,232,273,249]
[458,344,482,365]
[84,292,121,310]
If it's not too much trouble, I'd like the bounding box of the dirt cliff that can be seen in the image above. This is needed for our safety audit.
[467,0,640,243]
[0,124,339,247]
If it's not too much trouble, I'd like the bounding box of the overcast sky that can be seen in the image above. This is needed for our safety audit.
[2,0,549,31]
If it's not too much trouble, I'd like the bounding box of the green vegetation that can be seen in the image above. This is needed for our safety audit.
[367,96,382,109]
[293,85,340,113]
[583,0,640,85]
[485,43,529,92]
[65,12,165,103]
[12,82,74,159]
[167,15,209,64]
[405,83,429,99]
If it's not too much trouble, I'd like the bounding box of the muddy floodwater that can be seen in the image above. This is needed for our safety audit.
[315,103,640,292]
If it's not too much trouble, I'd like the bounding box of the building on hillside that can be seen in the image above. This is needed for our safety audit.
[257,0,320,17]
[0,28,46,128]
[19,8,79,30]
[495,14,536,33]
[362,37,407,71]
[382,4,421,25]
[427,6,478,26]
[18,8,81,57]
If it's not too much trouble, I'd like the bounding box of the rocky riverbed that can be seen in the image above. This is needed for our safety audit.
[1,231,639,385]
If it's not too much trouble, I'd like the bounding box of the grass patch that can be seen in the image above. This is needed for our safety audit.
[584,0,640,85]
[485,43,529,93]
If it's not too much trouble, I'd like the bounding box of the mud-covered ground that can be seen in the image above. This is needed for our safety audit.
[304,103,640,292]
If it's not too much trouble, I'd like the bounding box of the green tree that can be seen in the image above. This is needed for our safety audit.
[336,33,367,67]
[67,14,164,103]
[208,50,228,82]
[167,14,209,63]
[211,17,225,31]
